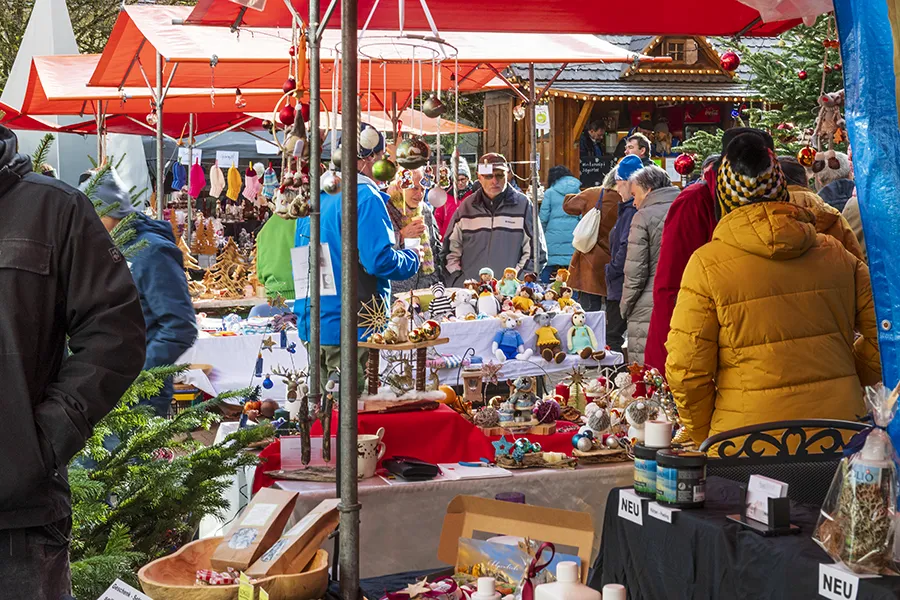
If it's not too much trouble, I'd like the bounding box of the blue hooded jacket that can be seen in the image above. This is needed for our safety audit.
[295,174,420,346]
[540,175,583,265]
[127,214,198,369]
[605,198,636,302]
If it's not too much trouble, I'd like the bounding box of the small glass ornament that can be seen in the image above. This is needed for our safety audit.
[263,375,274,389]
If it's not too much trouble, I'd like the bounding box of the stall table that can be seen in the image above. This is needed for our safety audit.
[593,478,900,599]
[276,462,632,579]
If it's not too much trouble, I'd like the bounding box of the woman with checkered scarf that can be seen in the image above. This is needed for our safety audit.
[665,133,881,447]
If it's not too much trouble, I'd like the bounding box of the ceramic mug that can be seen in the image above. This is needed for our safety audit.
[357,427,386,478]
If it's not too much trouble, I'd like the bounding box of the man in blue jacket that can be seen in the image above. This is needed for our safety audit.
[88,170,198,417]
[295,124,420,392]
[605,155,642,354]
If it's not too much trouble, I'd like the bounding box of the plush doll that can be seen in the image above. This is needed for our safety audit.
[479,267,499,295]
[541,288,561,313]
[511,286,537,314]
[567,310,606,360]
[451,289,477,321]
[558,286,577,311]
[522,272,543,296]
[383,302,410,344]
[550,268,570,296]
[508,376,539,423]
[492,312,534,362]
[813,89,846,158]
[477,285,501,317]
[501,298,515,313]
[534,312,565,363]
[463,279,481,293]
[499,268,520,298]
[429,282,453,321]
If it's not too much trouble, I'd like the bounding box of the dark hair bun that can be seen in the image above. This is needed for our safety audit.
[726,133,771,177]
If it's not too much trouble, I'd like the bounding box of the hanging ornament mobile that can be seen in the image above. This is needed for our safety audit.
[282,77,297,94]
[146,102,158,126]
[513,104,526,121]
[372,156,398,182]
[395,137,431,169]
[719,51,740,72]
[797,145,816,167]
[422,93,446,118]
[398,168,414,189]
[673,153,696,176]
[421,165,436,190]
[439,166,451,188]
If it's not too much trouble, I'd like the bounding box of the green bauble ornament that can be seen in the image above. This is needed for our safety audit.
[372,158,398,182]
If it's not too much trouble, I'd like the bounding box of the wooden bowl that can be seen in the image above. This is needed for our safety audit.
[138,537,329,600]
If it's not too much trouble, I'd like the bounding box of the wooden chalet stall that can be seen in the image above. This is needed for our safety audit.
[484,35,777,189]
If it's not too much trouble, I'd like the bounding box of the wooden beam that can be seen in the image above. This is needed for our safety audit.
[571,99,595,141]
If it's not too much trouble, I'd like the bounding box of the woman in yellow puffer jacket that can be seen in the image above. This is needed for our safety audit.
[666,135,881,447]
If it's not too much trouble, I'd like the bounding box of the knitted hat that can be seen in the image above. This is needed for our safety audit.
[210,163,226,197]
[479,267,494,278]
[226,165,242,201]
[171,161,187,191]
[456,157,472,180]
[432,281,446,296]
[242,166,261,203]
[615,155,643,181]
[262,165,278,199]
[79,168,136,220]
[716,135,789,216]
[188,160,206,199]
[253,162,266,179]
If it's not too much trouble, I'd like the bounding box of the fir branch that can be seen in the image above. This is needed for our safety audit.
[30,133,54,172]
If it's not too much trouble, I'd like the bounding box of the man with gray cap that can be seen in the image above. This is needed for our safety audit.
[441,152,547,286]
[84,169,197,417]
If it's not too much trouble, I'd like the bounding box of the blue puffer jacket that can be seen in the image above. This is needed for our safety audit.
[540,175,582,265]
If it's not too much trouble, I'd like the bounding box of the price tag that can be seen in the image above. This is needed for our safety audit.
[818,563,859,600]
[97,579,153,600]
[259,589,270,600]
[534,105,550,133]
[238,572,254,600]
[617,489,643,526]
[647,501,679,524]
[177,148,202,164]
[216,150,240,167]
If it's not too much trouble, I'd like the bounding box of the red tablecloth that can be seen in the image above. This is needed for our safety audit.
[252,405,580,492]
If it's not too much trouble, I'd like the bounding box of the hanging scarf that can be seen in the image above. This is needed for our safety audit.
[390,193,434,275]
[716,149,789,216]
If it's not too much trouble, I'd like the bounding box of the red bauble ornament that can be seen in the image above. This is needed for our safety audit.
[673,153,697,176]
[720,51,740,72]
[797,146,816,168]
[798,70,808,80]
[282,77,297,94]
[834,63,843,71]
[288,45,296,56]
[278,104,296,126]
[824,65,833,74]
[300,102,311,122]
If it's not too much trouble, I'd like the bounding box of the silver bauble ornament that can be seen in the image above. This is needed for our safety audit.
[321,170,341,194]
[605,435,620,449]
[360,126,382,151]
[422,94,446,118]
[576,436,594,452]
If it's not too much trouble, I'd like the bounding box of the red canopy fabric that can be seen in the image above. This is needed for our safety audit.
[0,101,62,132]
[88,6,659,90]
[186,0,801,35]
[58,112,266,137]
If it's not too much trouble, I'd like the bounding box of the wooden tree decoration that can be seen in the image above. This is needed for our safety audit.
[201,238,248,299]
[248,245,260,295]
[168,209,180,238]
[177,236,206,298]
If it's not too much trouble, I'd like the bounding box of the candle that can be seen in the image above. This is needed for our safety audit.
[602,584,626,600]
[555,383,570,403]
[644,420,673,449]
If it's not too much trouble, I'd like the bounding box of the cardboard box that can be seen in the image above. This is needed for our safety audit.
[245,499,340,578]
[210,488,299,571]
[437,495,594,583]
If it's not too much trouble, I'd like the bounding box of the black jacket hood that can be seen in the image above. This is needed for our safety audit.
[0,125,34,179]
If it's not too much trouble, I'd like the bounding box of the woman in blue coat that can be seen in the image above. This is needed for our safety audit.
[540,166,582,280]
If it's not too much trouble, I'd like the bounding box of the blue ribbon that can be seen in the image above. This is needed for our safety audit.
[843,426,879,457]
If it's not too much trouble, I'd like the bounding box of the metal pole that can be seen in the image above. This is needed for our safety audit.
[186,113,194,246]
[391,91,398,141]
[339,0,360,597]
[529,63,540,274]
[309,0,322,407]
[156,51,165,218]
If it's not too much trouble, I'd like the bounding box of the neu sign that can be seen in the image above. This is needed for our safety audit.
[617,489,643,525]
[818,563,859,600]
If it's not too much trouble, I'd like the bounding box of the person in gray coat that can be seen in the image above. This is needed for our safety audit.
[621,165,679,365]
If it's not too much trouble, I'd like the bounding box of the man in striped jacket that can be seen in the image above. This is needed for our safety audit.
[441,153,547,287]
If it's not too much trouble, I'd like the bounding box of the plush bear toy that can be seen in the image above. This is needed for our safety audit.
[492,312,534,363]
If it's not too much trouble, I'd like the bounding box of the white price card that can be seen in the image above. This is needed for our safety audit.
[819,563,860,600]
[291,244,338,300]
[617,488,643,526]
[97,578,153,600]
[534,104,550,133]
[647,501,679,524]
[241,503,277,527]
[177,148,202,164]
[216,150,240,167]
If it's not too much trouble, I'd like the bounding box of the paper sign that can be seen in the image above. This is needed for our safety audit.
[819,563,859,600]
[647,501,679,524]
[97,578,153,600]
[216,150,240,167]
[617,489,643,525]
[238,572,254,600]
[241,503,278,527]
[664,159,682,182]
[746,474,789,525]
[259,589,270,600]
[291,244,338,300]
[535,105,550,133]
[477,163,494,175]
[178,148,202,164]
[256,140,280,155]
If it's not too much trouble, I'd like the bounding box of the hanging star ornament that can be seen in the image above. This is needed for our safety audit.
[261,336,277,352]
[482,361,503,386]
[492,435,515,459]
[268,293,288,309]
[358,295,390,340]
[567,366,587,388]
[403,580,432,598]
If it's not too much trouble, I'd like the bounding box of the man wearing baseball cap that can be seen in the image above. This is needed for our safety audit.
[442,152,546,286]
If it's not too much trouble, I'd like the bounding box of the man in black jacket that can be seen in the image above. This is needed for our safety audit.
[0,125,146,599]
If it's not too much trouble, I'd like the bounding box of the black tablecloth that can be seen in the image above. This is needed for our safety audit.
[590,477,900,600]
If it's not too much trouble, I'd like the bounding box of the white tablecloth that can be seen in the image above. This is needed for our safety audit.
[275,462,633,578]
[178,312,620,398]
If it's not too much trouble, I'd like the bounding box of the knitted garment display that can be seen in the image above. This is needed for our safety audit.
[262,166,278,199]
[253,162,265,179]
[171,162,187,191]
[188,160,206,199]
[209,163,226,197]
[242,167,262,203]
[226,165,243,201]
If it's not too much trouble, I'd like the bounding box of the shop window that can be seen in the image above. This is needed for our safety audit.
[666,40,685,62]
